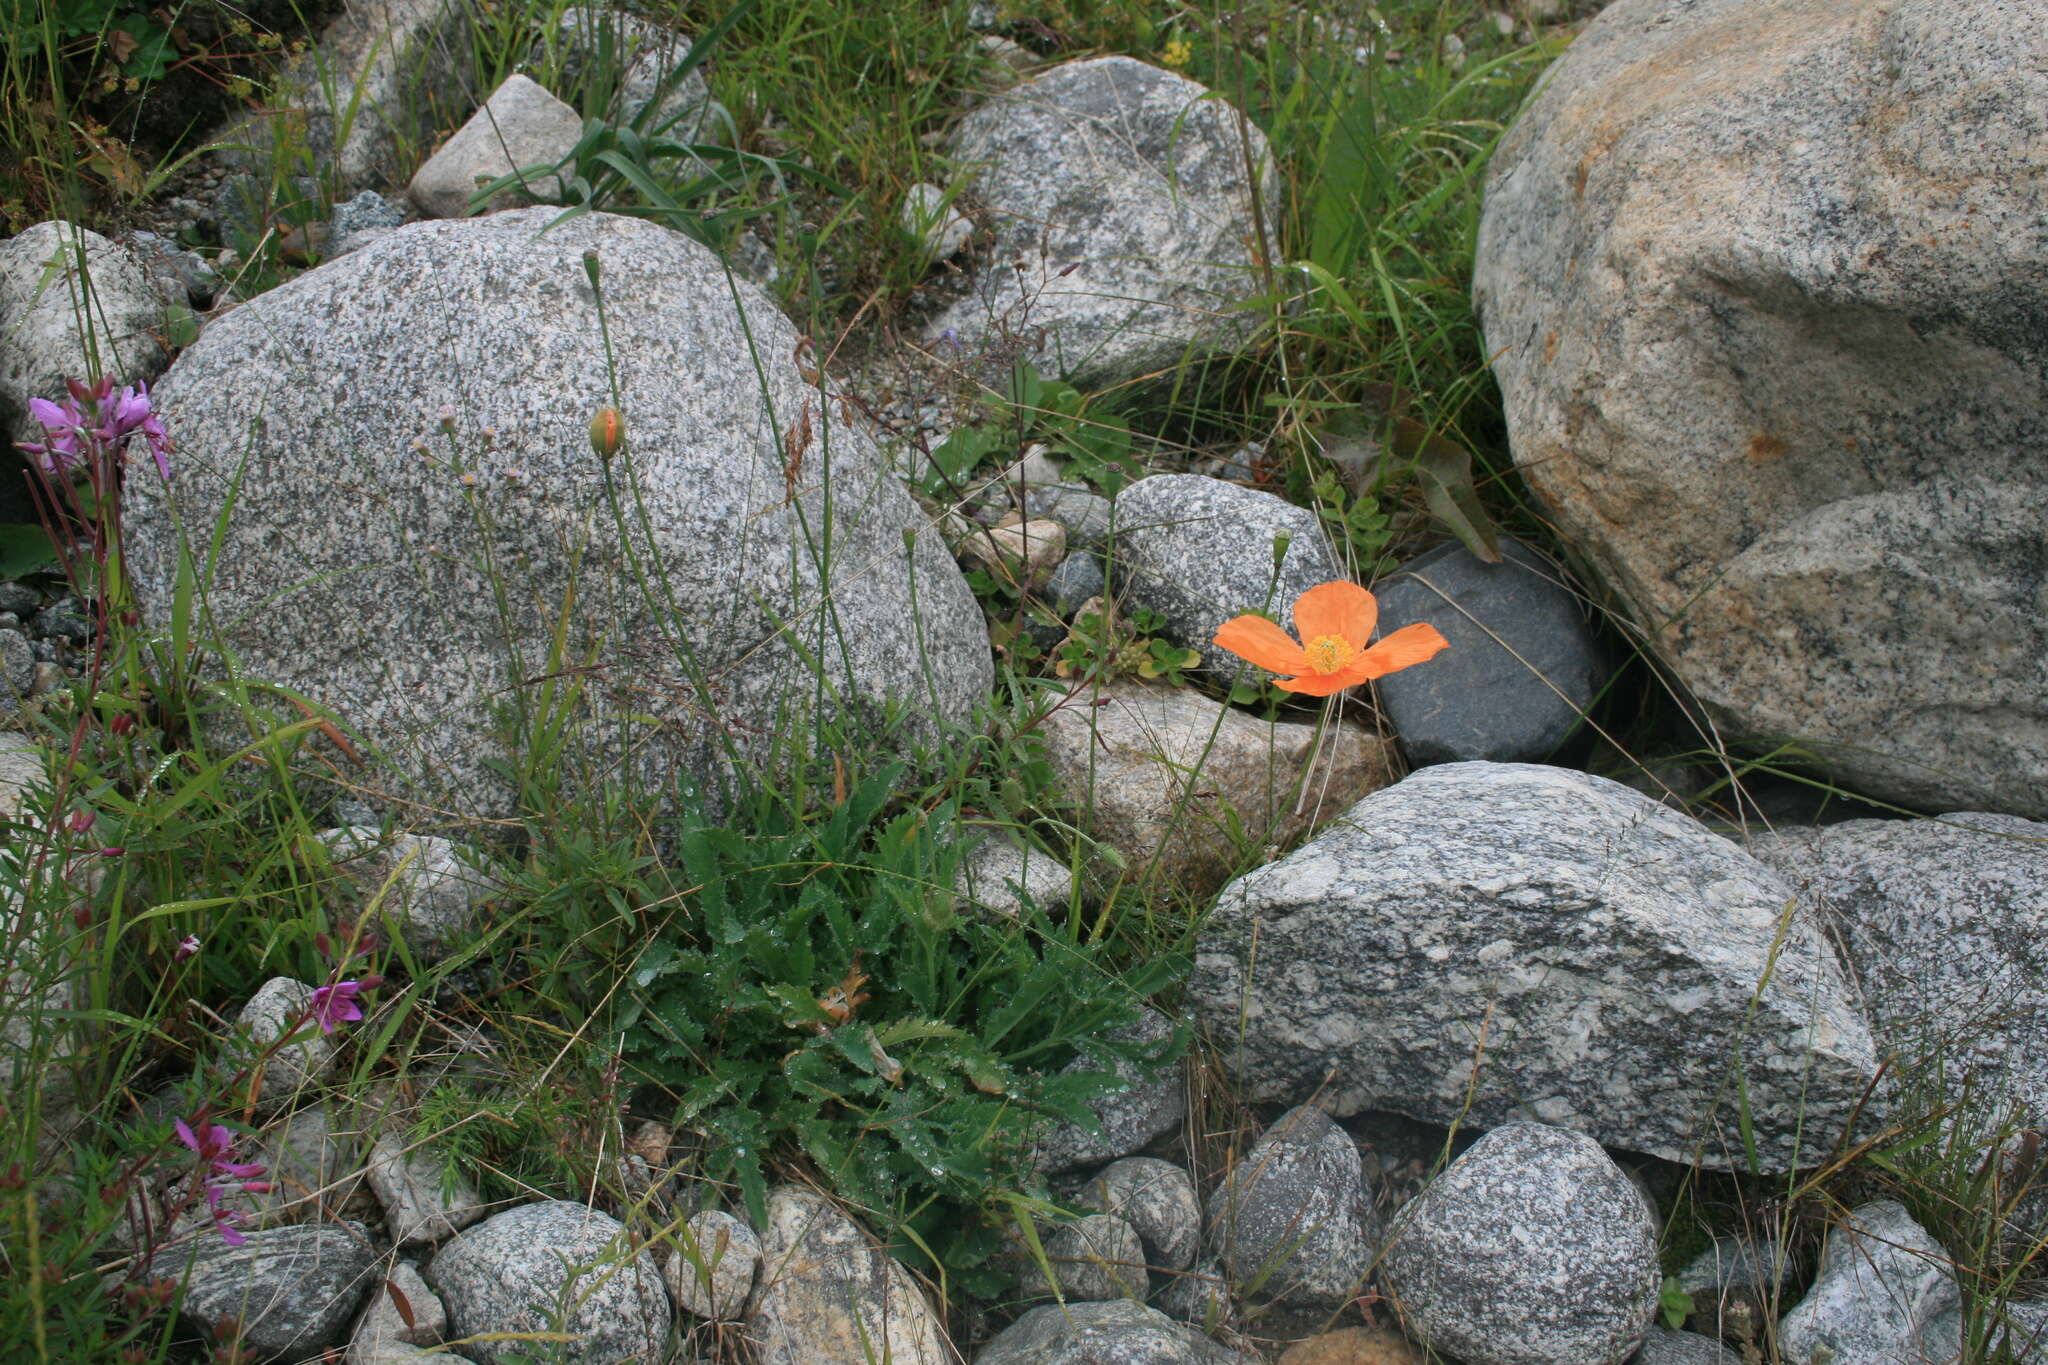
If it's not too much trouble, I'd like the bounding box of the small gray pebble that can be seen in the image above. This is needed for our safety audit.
[0,583,41,615]
[33,599,92,645]
[31,640,56,663]
[0,630,33,697]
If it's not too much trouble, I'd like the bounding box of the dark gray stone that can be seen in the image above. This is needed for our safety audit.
[0,583,41,615]
[328,191,406,259]
[427,1199,670,1364]
[975,1299,1257,1365]
[1629,1326,1741,1364]
[1190,762,1877,1173]
[32,596,91,645]
[1372,537,1606,765]
[1084,1157,1201,1273]
[1031,1009,1184,1173]
[1153,1259,1234,1331]
[1203,1105,1376,1324]
[0,629,32,701]
[1675,1236,1792,1345]
[1046,550,1105,617]
[1777,1200,1959,1365]
[1382,1123,1659,1365]
[1024,482,1114,550]
[148,1220,379,1359]
[1109,475,1340,676]
[925,56,1277,391]
[126,209,991,824]
[130,230,219,306]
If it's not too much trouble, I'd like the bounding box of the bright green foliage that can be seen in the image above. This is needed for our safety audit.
[1004,367,1143,495]
[1053,604,1202,685]
[618,760,1183,1288]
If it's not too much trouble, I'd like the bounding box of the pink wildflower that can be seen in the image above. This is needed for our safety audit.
[307,975,383,1035]
[174,1118,269,1246]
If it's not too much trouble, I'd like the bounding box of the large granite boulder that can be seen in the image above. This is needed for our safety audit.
[1189,763,1878,1172]
[1472,0,2048,817]
[126,209,991,821]
[926,56,1277,390]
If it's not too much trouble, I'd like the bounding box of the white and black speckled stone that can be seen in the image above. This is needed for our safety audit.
[976,1299,1258,1365]
[1190,762,1878,1173]
[1382,1123,1658,1365]
[1203,1106,1377,1324]
[148,1220,380,1359]
[348,1258,446,1363]
[926,56,1277,391]
[1474,0,2048,818]
[233,977,337,1110]
[319,826,495,962]
[1629,1326,1741,1365]
[1029,1008,1185,1174]
[427,1199,669,1364]
[1777,1200,1959,1365]
[745,1187,946,1365]
[1017,1212,1149,1303]
[1084,1156,1201,1273]
[1109,475,1341,676]
[1371,537,1608,766]
[127,209,991,824]
[1752,813,2048,1243]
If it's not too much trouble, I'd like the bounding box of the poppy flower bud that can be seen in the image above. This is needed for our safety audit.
[583,249,602,290]
[589,407,625,461]
[1270,531,1292,566]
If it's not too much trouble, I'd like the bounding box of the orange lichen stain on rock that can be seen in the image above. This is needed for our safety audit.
[1543,330,1560,364]
[1747,433,1790,463]
[1278,1327,1430,1365]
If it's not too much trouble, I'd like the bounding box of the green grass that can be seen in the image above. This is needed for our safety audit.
[2,1,2043,1361]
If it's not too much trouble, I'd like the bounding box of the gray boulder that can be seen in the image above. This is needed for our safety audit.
[1110,475,1340,673]
[955,834,1077,918]
[126,209,991,824]
[148,1220,380,1359]
[248,1103,368,1227]
[926,57,1277,390]
[1381,1123,1658,1365]
[976,1299,1257,1365]
[745,1187,946,1365]
[427,1199,669,1364]
[233,977,337,1111]
[408,74,584,218]
[1084,1157,1202,1273]
[1473,0,2048,817]
[1189,762,1878,1172]
[1777,1200,1959,1365]
[1371,538,1607,765]
[1204,1105,1376,1325]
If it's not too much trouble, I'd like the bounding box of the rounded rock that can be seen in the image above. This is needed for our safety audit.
[1084,1156,1201,1272]
[663,1208,758,1321]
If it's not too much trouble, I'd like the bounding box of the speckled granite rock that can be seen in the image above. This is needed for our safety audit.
[1382,1123,1658,1365]
[1204,1105,1377,1325]
[925,56,1277,390]
[427,1199,669,1363]
[1629,1327,1741,1365]
[664,1208,758,1321]
[348,1259,446,1364]
[127,209,991,824]
[365,1133,487,1246]
[1473,0,2048,817]
[148,1220,379,1359]
[536,7,724,137]
[1777,1200,1959,1365]
[1110,475,1340,673]
[1029,1008,1184,1173]
[1039,677,1396,899]
[1084,1157,1202,1273]
[1371,538,1607,765]
[233,977,337,1110]
[976,1298,1258,1365]
[319,827,495,961]
[1017,1212,1149,1302]
[745,1187,945,1365]
[1190,763,1877,1172]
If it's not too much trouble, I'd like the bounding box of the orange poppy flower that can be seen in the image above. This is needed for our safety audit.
[1213,580,1448,697]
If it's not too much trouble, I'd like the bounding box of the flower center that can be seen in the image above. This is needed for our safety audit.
[1302,634,1358,674]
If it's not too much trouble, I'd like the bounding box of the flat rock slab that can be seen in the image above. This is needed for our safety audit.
[126,209,990,823]
[1190,762,1878,1172]
[427,1199,670,1363]
[1371,538,1606,766]
[1473,0,2048,816]
[926,56,1277,390]
[149,1220,379,1359]
[1776,1200,1959,1365]
[1381,1123,1658,1365]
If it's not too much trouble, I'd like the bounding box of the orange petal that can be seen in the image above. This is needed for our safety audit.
[1291,580,1377,650]
[1270,670,1359,697]
[1214,614,1308,675]
[1353,622,1450,679]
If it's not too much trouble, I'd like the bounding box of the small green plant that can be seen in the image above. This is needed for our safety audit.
[1052,603,1201,685]
[619,754,1182,1291]
[1005,366,1143,495]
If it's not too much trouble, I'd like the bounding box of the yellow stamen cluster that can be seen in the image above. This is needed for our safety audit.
[1302,634,1359,674]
